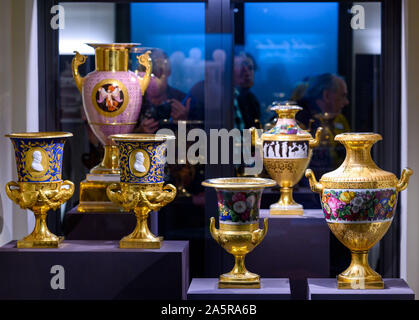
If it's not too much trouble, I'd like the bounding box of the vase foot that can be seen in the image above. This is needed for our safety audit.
[337,274,384,289]
[17,236,64,249]
[218,272,260,289]
[119,236,163,249]
[269,202,303,215]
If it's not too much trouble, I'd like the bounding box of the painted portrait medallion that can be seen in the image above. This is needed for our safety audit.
[91,79,129,117]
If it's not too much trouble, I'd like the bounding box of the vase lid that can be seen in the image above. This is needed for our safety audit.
[262,101,313,141]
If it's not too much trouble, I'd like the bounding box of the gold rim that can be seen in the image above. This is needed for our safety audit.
[5,132,73,139]
[335,132,382,142]
[202,177,276,189]
[270,101,302,112]
[89,122,137,126]
[87,43,141,49]
[109,133,175,142]
[261,133,312,141]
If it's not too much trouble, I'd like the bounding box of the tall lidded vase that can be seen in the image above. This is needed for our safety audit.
[261,102,322,215]
[5,132,74,248]
[306,133,412,289]
[72,43,152,212]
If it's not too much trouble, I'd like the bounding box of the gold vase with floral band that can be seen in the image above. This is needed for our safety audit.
[106,134,176,248]
[305,133,412,289]
[258,101,322,215]
[5,132,74,248]
[202,177,276,288]
[72,43,152,212]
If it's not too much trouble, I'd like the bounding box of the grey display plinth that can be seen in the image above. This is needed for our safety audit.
[307,278,415,300]
[0,240,189,300]
[242,209,329,300]
[187,278,291,300]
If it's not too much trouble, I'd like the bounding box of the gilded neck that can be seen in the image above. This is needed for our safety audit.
[271,104,302,120]
[336,133,382,168]
[95,47,128,72]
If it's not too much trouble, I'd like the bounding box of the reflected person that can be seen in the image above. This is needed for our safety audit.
[296,73,350,176]
[296,73,350,136]
[135,49,191,133]
[233,52,261,130]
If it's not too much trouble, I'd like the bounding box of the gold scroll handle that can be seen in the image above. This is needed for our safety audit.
[305,167,413,194]
[106,183,177,212]
[72,51,87,93]
[136,50,152,96]
[309,127,323,149]
[5,180,75,210]
[209,217,268,246]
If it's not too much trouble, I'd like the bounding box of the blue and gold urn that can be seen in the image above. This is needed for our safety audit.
[107,133,176,248]
[202,177,276,288]
[5,132,74,248]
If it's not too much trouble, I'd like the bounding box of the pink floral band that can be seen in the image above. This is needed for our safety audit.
[321,188,398,223]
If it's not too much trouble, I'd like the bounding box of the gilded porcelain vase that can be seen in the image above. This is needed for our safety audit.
[202,177,276,288]
[261,102,322,215]
[5,132,74,248]
[305,132,412,289]
[72,43,152,212]
[106,134,176,248]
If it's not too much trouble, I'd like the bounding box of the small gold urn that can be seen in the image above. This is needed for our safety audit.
[306,133,412,289]
[202,177,276,288]
[106,134,176,248]
[261,102,322,215]
[5,132,74,248]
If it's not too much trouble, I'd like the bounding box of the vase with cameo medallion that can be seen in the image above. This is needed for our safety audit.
[5,132,74,248]
[106,134,177,248]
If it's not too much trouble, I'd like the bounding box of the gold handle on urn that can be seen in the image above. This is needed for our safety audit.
[209,217,222,245]
[6,181,36,209]
[251,218,268,245]
[396,167,413,192]
[309,127,324,149]
[139,183,177,211]
[72,51,87,93]
[305,169,324,194]
[136,50,153,96]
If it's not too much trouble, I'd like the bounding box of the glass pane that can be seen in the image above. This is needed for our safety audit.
[58,2,207,278]
[235,1,382,277]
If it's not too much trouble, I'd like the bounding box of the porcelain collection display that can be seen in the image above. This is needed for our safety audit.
[202,177,276,289]
[306,133,412,289]
[72,43,152,212]
[5,132,74,248]
[106,134,177,249]
[260,101,323,215]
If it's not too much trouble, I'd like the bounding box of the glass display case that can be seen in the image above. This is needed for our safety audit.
[31,0,404,298]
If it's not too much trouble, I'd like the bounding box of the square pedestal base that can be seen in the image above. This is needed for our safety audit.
[120,236,164,249]
[78,179,125,213]
[17,236,64,249]
[307,278,415,300]
[269,208,303,215]
[187,278,291,300]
